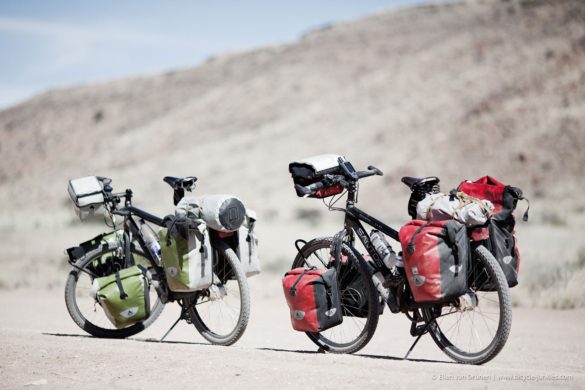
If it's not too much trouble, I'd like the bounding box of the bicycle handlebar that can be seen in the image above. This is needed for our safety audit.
[295,165,384,197]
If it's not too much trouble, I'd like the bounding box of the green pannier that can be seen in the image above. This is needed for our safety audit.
[159,224,213,292]
[91,265,151,328]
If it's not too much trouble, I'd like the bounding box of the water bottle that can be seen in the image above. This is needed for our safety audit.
[372,272,390,301]
[140,220,161,262]
[370,230,397,270]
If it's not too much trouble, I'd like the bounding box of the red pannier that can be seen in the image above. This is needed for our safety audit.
[399,220,469,303]
[458,176,528,288]
[282,267,343,332]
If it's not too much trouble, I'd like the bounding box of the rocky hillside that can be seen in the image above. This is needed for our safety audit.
[0,0,584,302]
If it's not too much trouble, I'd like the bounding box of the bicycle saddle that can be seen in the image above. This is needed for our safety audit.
[163,176,197,190]
[401,176,440,191]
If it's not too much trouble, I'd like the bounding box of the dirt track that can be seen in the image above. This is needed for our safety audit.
[1,274,583,389]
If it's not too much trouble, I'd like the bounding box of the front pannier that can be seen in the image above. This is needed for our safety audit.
[159,220,213,292]
[68,176,105,220]
[91,265,151,328]
[289,154,345,198]
[399,220,469,303]
[282,267,343,332]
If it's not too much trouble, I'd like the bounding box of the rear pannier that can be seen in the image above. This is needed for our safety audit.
[159,220,213,292]
[399,220,469,303]
[68,176,104,220]
[458,176,528,288]
[282,267,343,332]
[176,195,246,232]
[237,209,261,277]
[91,265,151,328]
[289,154,346,198]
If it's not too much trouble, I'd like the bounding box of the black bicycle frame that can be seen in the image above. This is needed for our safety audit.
[335,184,400,275]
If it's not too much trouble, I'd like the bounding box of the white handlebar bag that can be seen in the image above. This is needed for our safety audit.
[68,176,105,220]
[416,192,494,227]
[238,209,261,277]
[176,195,246,232]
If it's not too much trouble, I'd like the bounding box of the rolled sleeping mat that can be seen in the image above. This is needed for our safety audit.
[176,195,246,232]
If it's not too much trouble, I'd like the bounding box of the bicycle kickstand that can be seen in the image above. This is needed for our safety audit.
[403,319,434,360]
[160,305,190,342]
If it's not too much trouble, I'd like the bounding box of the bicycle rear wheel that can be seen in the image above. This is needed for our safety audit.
[292,238,380,354]
[187,242,250,346]
[64,246,164,338]
[422,245,512,364]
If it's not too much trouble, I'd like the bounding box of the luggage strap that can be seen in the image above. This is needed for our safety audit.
[115,264,148,300]
[407,222,430,254]
[289,267,316,296]
[114,271,128,300]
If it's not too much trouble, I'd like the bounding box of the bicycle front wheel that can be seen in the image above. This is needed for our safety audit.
[64,246,164,338]
[187,242,250,346]
[292,238,380,354]
[422,245,512,364]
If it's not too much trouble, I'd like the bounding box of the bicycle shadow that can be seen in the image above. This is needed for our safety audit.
[42,332,209,346]
[257,347,453,364]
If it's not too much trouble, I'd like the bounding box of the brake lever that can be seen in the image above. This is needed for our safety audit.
[367,165,384,176]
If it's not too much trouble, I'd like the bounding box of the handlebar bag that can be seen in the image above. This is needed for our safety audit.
[67,176,105,220]
[282,267,343,332]
[289,154,345,198]
[90,265,151,329]
[176,195,246,232]
[159,220,213,292]
[399,220,469,303]
[237,209,261,277]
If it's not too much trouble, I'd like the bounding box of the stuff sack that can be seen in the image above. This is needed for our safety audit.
[237,209,261,277]
[282,267,343,332]
[176,195,246,232]
[159,220,213,292]
[416,191,494,227]
[399,220,469,303]
[457,176,529,222]
[67,176,105,220]
[328,255,383,318]
[91,265,151,328]
[289,154,346,198]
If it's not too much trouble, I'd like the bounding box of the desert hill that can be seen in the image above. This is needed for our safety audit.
[0,0,584,307]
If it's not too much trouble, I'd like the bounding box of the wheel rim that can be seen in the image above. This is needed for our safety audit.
[425,255,504,357]
[299,243,375,349]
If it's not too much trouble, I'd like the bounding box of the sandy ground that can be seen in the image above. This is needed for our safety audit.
[1,273,584,389]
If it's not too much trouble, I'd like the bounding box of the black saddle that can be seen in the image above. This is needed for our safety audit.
[401,176,440,191]
[163,176,197,190]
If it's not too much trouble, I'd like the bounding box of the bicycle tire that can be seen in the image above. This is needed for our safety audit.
[291,237,379,354]
[422,244,512,364]
[187,242,250,346]
[64,246,165,338]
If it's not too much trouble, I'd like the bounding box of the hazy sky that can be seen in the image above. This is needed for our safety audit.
[0,0,435,109]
